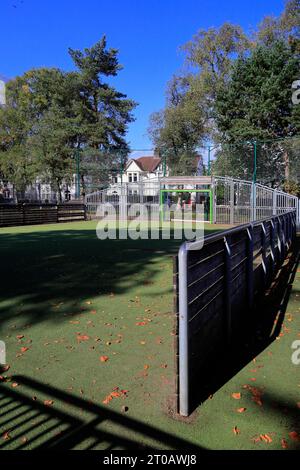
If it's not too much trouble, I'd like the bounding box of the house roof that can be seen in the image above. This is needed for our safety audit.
[127,156,161,172]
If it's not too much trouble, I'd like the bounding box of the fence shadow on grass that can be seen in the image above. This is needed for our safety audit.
[0,375,203,450]
[189,237,300,412]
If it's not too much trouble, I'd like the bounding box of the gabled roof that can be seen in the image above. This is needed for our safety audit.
[126,156,161,172]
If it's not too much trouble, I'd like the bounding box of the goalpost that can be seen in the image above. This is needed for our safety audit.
[159,189,213,224]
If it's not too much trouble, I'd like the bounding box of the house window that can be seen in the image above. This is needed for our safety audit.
[133,173,138,182]
[112,176,118,184]
[128,173,133,182]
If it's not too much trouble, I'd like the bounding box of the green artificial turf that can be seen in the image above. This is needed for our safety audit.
[0,221,299,450]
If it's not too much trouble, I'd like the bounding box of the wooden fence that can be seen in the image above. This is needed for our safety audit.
[174,210,297,416]
[0,203,86,228]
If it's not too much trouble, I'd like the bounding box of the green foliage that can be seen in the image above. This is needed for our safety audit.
[215,40,300,141]
[0,37,137,196]
[148,0,300,183]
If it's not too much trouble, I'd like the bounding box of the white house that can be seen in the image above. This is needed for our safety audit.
[108,156,168,196]
[112,156,167,184]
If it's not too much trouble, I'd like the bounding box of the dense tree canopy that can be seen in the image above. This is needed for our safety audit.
[0,37,136,198]
[148,0,300,183]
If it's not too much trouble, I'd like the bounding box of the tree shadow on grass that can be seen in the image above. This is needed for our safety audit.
[0,229,181,332]
[0,374,204,450]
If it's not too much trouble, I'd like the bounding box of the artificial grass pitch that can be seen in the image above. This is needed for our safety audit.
[0,221,299,450]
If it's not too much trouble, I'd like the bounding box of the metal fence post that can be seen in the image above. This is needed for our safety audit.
[224,235,232,344]
[246,225,254,309]
[178,242,189,417]
[230,180,234,225]
[273,189,277,216]
[261,221,268,285]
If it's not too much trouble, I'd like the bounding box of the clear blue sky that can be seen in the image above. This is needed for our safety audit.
[1,0,285,150]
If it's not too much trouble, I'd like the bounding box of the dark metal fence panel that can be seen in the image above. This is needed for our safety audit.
[0,203,86,228]
[176,210,296,416]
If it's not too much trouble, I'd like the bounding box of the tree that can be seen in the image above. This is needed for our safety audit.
[148,75,207,175]
[215,40,300,141]
[68,36,137,151]
[0,37,137,197]
[257,0,300,47]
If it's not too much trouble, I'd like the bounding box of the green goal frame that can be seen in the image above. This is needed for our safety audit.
[159,189,213,224]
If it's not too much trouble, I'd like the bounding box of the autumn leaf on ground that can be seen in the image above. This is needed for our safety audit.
[136,321,148,326]
[21,347,29,353]
[236,408,247,413]
[44,400,54,407]
[100,356,109,363]
[260,434,272,443]
[1,365,10,372]
[243,384,263,406]
[2,431,11,441]
[281,438,289,449]
[144,364,149,370]
[233,426,240,435]
[102,387,128,405]
[16,335,24,339]
[11,382,19,388]
[76,334,90,343]
[289,431,300,442]
[85,301,92,305]
[231,393,241,400]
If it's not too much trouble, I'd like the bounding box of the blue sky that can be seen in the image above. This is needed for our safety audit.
[1,0,285,150]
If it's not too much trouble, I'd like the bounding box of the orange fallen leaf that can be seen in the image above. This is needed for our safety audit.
[233,426,240,435]
[16,335,24,339]
[21,347,29,353]
[289,431,300,442]
[281,438,289,449]
[2,431,11,441]
[11,382,19,388]
[102,396,113,405]
[231,393,241,400]
[44,400,54,407]
[260,434,272,443]
[1,365,10,372]
[100,356,109,363]
[237,407,247,413]
[136,321,147,326]
[76,334,90,342]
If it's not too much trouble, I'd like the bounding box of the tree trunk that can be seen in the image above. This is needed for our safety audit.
[283,150,290,181]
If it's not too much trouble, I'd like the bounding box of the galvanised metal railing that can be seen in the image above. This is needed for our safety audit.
[175,210,297,416]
